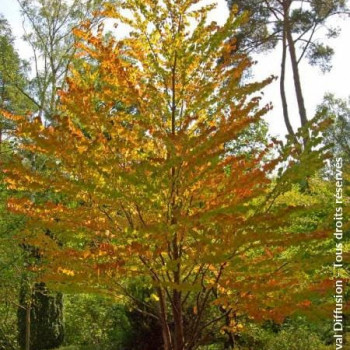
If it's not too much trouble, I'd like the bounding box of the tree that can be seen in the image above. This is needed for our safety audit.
[0,149,25,350]
[17,282,64,350]
[0,13,65,347]
[0,14,34,147]
[226,0,349,140]
[3,1,333,349]
[17,0,105,118]
[7,2,107,348]
[0,16,37,350]
[316,93,350,162]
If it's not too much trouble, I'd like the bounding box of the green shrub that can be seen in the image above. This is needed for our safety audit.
[63,294,129,349]
[236,320,329,350]
[266,327,324,350]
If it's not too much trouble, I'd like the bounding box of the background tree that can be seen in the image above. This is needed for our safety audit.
[0,14,37,350]
[226,0,349,140]
[1,2,108,349]
[0,10,65,349]
[0,149,26,350]
[17,0,106,118]
[0,14,34,146]
[315,93,350,287]
[316,93,350,163]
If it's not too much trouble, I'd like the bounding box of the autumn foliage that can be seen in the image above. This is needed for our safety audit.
[2,1,334,349]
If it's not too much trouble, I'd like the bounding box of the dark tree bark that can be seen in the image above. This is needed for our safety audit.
[283,0,308,130]
[280,20,295,139]
[25,302,30,350]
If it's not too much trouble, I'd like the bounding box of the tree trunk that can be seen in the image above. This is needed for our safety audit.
[283,0,308,131]
[158,287,172,350]
[25,302,31,350]
[280,15,296,140]
[172,289,184,350]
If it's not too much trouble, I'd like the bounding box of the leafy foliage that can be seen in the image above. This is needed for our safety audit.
[316,93,350,162]
[227,0,348,59]
[0,15,35,146]
[237,320,327,350]
[17,0,106,117]
[2,1,334,349]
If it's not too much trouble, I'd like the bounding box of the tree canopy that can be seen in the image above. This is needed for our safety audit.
[1,1,338,349]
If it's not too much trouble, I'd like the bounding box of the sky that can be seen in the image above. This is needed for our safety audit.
[1,0,349,139]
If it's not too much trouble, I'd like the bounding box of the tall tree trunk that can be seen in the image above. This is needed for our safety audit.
[283,0,308,131]
[280,16,296,140]
[25,302,31,350]
[169,47,185,350]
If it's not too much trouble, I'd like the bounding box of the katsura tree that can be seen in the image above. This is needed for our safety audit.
[2,0,334,349]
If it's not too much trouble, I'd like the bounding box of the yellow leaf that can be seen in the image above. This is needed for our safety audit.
[150,293,160,302]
